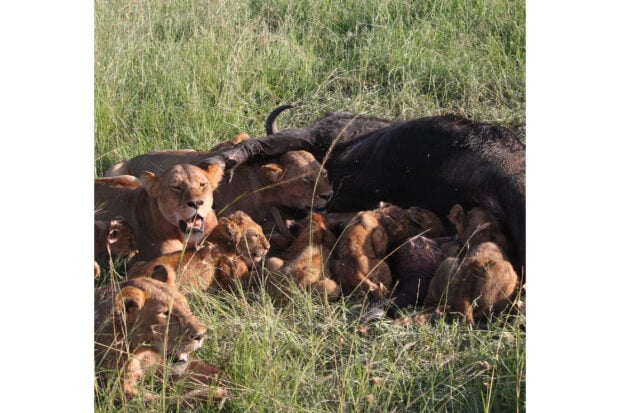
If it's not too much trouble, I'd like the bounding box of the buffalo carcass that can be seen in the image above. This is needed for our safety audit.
[201,108,525,277]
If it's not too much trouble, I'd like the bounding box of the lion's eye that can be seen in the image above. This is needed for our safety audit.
[159,310,170,319]
[170,186,182,193]
[199,182,208,189]
[303,177,313,183]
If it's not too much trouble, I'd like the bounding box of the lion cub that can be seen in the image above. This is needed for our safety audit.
[95,270,227,403]
[128,210,270,292]
[446,204,510,258]
[330,203,420,299]
[423,241,519,325]
[265,213,341,302]
[94,217,138,279]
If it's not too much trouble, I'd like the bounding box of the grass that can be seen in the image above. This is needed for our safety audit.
[95,0,525,411]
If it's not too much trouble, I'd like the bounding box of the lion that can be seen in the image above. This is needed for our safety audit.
[446,204,510,258]
[265,213,341,302]
[329,203,420,299]
[423,241,519,325]
[95,162,224,261]
[95,217,139,279]
[94,271,228,403]
[127,210,270,292]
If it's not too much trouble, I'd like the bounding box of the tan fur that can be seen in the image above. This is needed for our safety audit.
[330,203,415,299]
[127,211,270,292]
[95,274,223,403]
[105,149,332,251]
[447,204,510,256]
[265,213,341,302]
[424,242,519,325]
[95,163,224,261]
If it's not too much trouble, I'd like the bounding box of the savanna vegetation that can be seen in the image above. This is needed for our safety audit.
[95,0,525,411]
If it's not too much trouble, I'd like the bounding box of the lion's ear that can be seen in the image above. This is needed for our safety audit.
[200,161,224,188]
[151,264,177,287]
[140,171,160,197]
[114,286,146,316]
[260,163,284,182]
[447,204,465,226]
[221,217,241,246]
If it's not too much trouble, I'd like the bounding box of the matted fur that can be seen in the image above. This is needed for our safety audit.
[127,211,270,292]
[95,163,224,261]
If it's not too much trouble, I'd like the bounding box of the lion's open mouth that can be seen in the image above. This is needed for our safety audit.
[179,215,205,234]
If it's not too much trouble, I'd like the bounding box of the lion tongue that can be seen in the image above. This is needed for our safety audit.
[190,216,203,231]
[181,216,204,233]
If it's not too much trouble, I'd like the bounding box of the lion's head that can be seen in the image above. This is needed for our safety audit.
[95,217,139,261]
[95,269,206,366]
[140,163,224,246]
[209,210,271,265]
[259,151,333,213]
[447,204,509,252]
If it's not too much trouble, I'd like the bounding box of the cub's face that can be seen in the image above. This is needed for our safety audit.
[141,163,224,245]
[113,277,206,362]
[222,211,271,264]
[107,217,139,259]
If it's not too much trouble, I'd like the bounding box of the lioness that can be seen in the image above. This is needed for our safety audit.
[94,272,226,403]
[95,162,224,261]
[266,213,341,302]
[94,217,139,279]
[424,241,519,325]
[330,203,419,299]
[127,210,270,292]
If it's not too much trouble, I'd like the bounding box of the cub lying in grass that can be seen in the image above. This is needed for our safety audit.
[127,210,270,292]
[266,212,341,302]
[423,241,519,325]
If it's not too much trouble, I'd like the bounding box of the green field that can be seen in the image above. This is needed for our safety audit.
[95,0,525,411]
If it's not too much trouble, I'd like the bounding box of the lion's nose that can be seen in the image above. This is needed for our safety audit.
[187,200,204,209]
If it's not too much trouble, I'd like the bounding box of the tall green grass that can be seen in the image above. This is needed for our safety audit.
[95,0,525,176]
[95,0,525,411]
